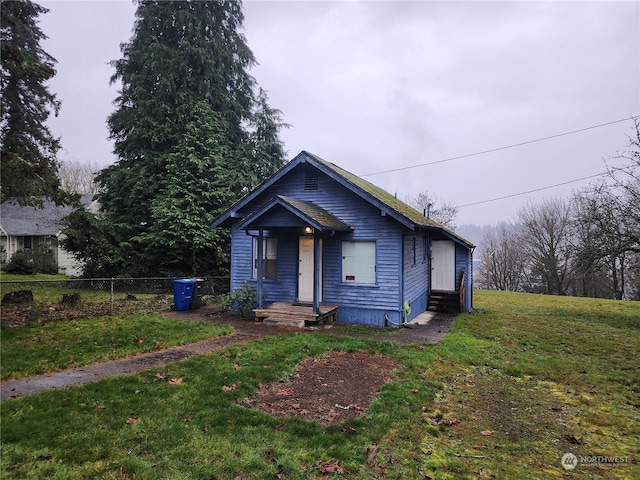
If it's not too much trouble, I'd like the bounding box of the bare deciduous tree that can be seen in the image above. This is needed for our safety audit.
[517,198,573,295]
[604,117,640,255]
[570,190,612,298]
[405,191,459,230]
[480,223,525,291]
[58,158,104,196]
[568,118,640,299]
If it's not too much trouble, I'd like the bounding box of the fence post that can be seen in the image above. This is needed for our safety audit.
[110,278,114,314]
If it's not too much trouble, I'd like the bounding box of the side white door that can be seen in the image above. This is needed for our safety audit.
[298,237,322,302]
[431,240,455,291]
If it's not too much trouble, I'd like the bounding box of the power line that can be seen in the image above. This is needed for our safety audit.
[456,164,635,209]
[361,116,638,177]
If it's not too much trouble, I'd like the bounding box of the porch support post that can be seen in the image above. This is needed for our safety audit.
[313,230,320,314]
[257,228,264,308]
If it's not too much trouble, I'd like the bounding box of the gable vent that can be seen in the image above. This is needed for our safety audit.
[304,169,319,191]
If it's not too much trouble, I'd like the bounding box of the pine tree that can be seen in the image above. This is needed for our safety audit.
[95,0,287,276]
[0,0,65,205]
[245,87,289,190]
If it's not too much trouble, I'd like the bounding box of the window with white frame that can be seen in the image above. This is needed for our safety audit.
[253,237,277,279]
[342,241,376,284]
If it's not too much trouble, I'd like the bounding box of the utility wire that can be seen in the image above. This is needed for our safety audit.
[456,164,635,208]
[361,116,638,177]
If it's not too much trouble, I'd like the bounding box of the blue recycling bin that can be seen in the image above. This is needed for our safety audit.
[172,279,196,311]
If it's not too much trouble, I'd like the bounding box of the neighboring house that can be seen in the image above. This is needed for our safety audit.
[0,195,96,276]
[211,151,474,327]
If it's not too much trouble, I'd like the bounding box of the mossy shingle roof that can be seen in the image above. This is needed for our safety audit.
[211,150,474,247]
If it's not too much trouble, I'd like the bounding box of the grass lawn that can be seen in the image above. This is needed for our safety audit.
[0,273,156,305]
[1,291,639,479]
[1,314,233,381]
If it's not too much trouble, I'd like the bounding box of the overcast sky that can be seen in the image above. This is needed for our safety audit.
[38,0,639,226]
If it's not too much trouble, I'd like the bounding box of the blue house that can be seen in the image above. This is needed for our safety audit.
[211,151,474,327]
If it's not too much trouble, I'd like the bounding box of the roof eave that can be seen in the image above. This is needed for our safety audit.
[236,196,352,232]
[210,153,308,229]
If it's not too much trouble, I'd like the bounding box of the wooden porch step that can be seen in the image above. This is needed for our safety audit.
[263,317,306,328]
[253,302,339,328]
[254,309,319,321]
[428,291,461,313]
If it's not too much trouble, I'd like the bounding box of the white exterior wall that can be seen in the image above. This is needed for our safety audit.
[57,247,82,276]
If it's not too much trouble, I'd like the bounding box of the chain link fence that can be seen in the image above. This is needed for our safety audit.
[0,276,230,326]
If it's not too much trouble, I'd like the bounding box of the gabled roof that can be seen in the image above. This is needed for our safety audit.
[305,152,442,229]
[237,195,352,232]
[0,196,94,236]
[211,151,473,247]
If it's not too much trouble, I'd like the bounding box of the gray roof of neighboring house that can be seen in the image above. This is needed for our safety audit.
[0,195,94,236]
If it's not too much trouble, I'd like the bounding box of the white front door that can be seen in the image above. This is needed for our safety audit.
[298,237,322,303]
[431,240,455,291]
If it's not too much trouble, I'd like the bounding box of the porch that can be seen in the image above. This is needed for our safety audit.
[254,302,339,328]
[427,268,468,313]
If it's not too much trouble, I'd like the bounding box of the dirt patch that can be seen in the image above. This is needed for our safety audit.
[246,351,400,426]
[2,305,455,401]
[0,296,169,327]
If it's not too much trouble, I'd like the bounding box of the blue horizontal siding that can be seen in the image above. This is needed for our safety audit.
[455,245,468,292]
[231,227,298,302]
[238,164,404,317]
[455,244,473,312]
[230,229,252,293]
[338,305,402,326]
[227,161,473,323]
[402,234,430,321]
[252,206,307,228]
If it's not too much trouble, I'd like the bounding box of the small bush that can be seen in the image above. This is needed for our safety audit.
[220,283,262,318]
[4,249,57,275]
[4,251,34,274]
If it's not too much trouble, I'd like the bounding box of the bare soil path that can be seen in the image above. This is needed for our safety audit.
[1,307,456,401]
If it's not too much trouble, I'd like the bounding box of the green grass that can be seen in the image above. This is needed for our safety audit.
[0,273,70,281]
[1,334,397,479]
[0,273,160,305]
[1,291,639,479]
[375,292,640,479]
[0,273,78,302]
[1,314,232,380]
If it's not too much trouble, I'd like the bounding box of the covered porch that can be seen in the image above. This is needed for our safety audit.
[236,195,352,318]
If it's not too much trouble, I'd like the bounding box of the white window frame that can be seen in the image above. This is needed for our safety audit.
[342,241,376,284]
[253,237,277,279]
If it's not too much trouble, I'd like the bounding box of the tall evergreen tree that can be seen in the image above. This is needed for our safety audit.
[244,87,289,190]
[95,0,287,276]
[0,0,65,205]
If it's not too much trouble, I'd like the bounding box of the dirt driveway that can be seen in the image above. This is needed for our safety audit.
[1,307,456,402]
